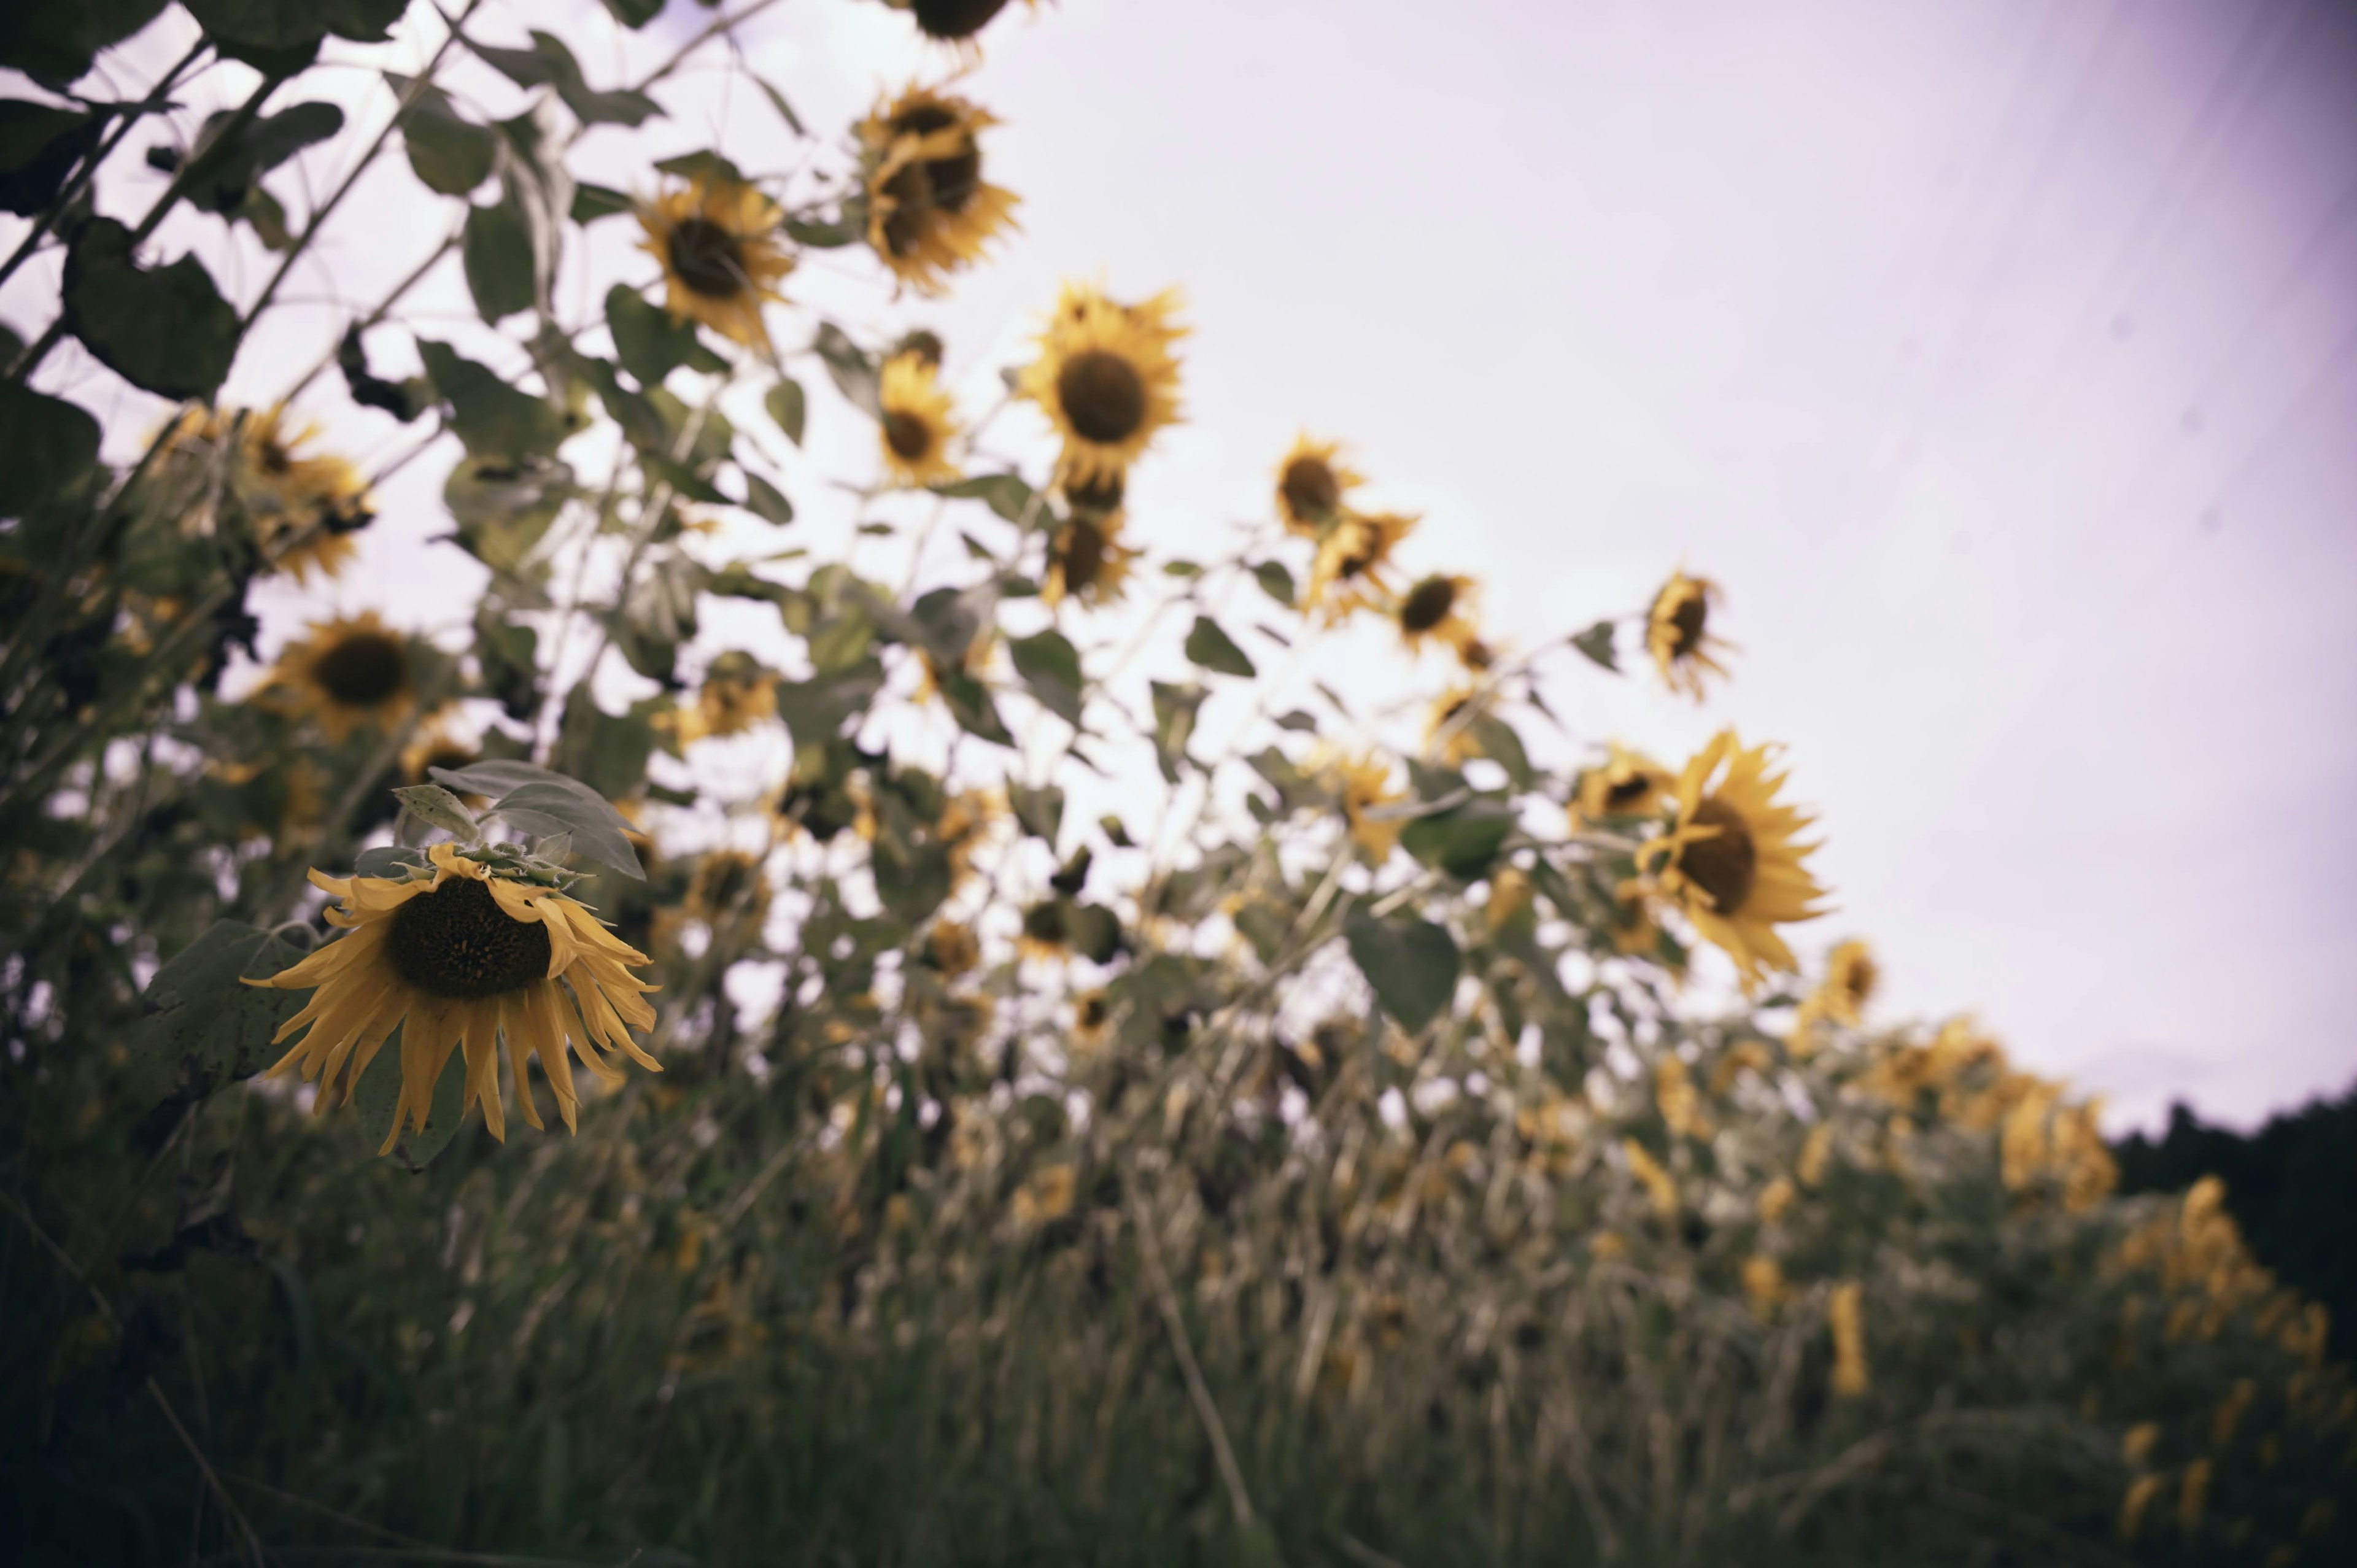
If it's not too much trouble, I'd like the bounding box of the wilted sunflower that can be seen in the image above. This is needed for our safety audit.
[859,83,1018,295]
[1042,512,1136,609]
[1305,510,1415,619]
[1274,433,1362,537]
[161,404,374,581]
[1395,572,1480,659]
[875,350,961,488]
[906,0,1034,44]
[637,175,793,350]
[687,848,771,929]
[1330,752,1407,861]
[251,843,659,1153]
[1018,281,1185,490]
[1647,570,1734,700]
[258,611,415,743]
[1569,742,1669,827]
[1638,730,1829,988]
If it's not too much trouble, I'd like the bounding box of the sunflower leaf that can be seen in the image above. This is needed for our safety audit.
[1185,616,1256,679]
[354,846,426,878]
[1252,560,1296,609]
[1010,628,1085,727]
[783,212,858,249]
[932,472,1036,525]
[1571,620,1619,673]
[1007,781,1064,847]
[418,341,570,462]
[60,218,239,400]
[431,763,644,880]
[392,784,480,844]
[462,193,536,323]
[1,0,167,91]
[607,284,703,390]
[570,180,630,222]
[0,383,101,516]
[764,377,806,444]
[742,472,794,527]
[469,30,662,128]
[1149,681,1205,784]
[811,321,880,419]
[1344,910,1460,1035]
[178,101,343,216]
[123,921,309,1134]
[1399,797,1515,881]
[935,667,1013,747]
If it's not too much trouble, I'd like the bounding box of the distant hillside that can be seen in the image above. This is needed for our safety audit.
[2114,1079,2357,1359]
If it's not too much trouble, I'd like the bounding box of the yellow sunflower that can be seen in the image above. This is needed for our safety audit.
[250,843,659,1153]
[687,848,771,929]
[1817,940,1879,1026]
[1042,511,1137,609]
[926,919,981,977]
[1071,987,1113,1049]
[858,83,1019,296]
[258,611,415,743]
[160,404,374,581]
[637,175,794,350]
[1395,572,1480,659]
[1647,570,1734,700]
[1637,730,1829,989]
[1329,752,1407,861]
[1017,281,1186,490]
[1274,433,1362,537]
[1305,510,1415,619]
[876,350,962,487]
[1568,742,1669,827]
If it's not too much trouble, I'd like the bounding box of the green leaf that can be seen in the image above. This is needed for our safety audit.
[1399,797,1515,881]
[1275,711,1318,733]
[473,608,541,720]
[812,321,879,417]
[742,472,794,527]
[1343,910,1460,1035]
[0,384,101,516]
[764,377,806,445]
[1162,559,1202,577]
[470,30,662,128]
[417,340,570,461]
[179,101,342,215]
[1066,903,1122,965]
[1185,615,1256,678]
[0,101,107,216]
[60,218,239,400]
[932,471,1035,525]
[1007,781,1064,847]
[392,78,494,196]
[444,454,572,571]
[1150,681,1204,784]
[337,325,430,422]
[0,0,168,90]
[1468,713,1533,789]
[124,921,309,1124]
[1571,619,1619,672]
[606,283,705,390]
[569,181,632,223]
[654,149,745,185]
[1252,560,1296,609]
[753,75,806,136]
[1009,628,1084,726]
[462,195,536,323]
[934,666,1013,747]
[432,764,645,879]
[392,784,480,841]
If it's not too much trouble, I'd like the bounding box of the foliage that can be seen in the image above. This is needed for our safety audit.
[1,3,2350,1565]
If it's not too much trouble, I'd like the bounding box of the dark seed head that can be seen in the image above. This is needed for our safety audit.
[1678,798,1755,916]
[1399,576,1458,634]
[311,630,407,706]
[910,0,1012,41]
[388,875,552,1000]
[667,217,748,299]
[884,410,935,462]
[1603,772,1652,811]
[1056,349,1147,444]
[1280,455,1338,520]
[1057,519,1110,592]
[1064,468,1124,516]
[1667,589,1708,657]
[1022,898,1069,947]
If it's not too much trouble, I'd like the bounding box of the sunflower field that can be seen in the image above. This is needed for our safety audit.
[1,3,2350,1565]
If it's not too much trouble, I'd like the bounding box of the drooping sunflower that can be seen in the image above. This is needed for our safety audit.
[258,611,416,743]
[161,404,376,581]
[1647,570,1735,700]
[1042,511,1137,609]
[858,84,1020,296]
[1305,510,1416,619]
[250,843,659,1154]
[637,175,794,350]
[1569,742,1670,827]
[876,350,962,487]
[1017,281,1185,490]
[1637,730,1829,988]
[1329,752,1407,861]
[1274,433,1362,537]
[1395,572,1480,659]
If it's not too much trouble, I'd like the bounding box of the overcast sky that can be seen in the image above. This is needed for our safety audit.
[18,0,2357,1130]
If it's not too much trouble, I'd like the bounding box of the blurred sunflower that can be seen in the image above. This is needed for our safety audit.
[1274,434,1361,537]
[906,0,1034,44]
[250,843,659,1153]
[1607,879,1671,964]
[1638,730,1828,988]
[670,653,777,744]
[926,919,981,977]
[162,404,374,581]
[638,174,792,350]
[1646,570,1733,700]
[1423,685,1491,767]
[937,789,1000,889]
[1017,897,1072,962]
[859,83,1018,295]
[1800,938,1879,1034]
[258,611,415,743]
[687,848,771,929]
[1330,752,1406,861]
[1042,512,1136,608]
[1305,510,1415,619]
[876,350,961,487]
[1018,281,1185,490]
[1071,988,1113,1049]
[1395,572,1480,658]
[1569,742,1669,827]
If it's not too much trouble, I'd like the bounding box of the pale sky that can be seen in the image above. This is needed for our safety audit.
[15,0,2357,1130]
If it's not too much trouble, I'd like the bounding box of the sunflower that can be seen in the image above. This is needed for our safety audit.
[858,84,1019,295]
[1017,281,1186,490]
[250,843,659,1153]
[1569,743,1669,827]
[1637,730,1829,989]
[161,404,375,582]
[687,848,771,929]
[1274,433,1362,538]
[1646,570,1734,700]
[637,175,793,350]
[1395,572,1480,658]
[906,0,1034,44]
[670,654,777,744]
[926,919,981,977]
[1329,752,1406,861]
[1070,987,1113,1049]
[1802,938,1879,1032]
[1606,878,1670,963]
[1058,464,1124,519]
[870,350,963,488]
[937,788,1000,889]
[258,611,415,743]
[1042,512,1137,609]
[1304,510,1415,619]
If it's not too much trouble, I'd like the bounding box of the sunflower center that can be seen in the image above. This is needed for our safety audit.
[1056,349,1147,444]
[1603,773,1651,810]
[1078,994,1109,1030]
[884,409,936,462]
[911,0,1010,40]
[1281,455,1338,520]
[1668,592,1708,657]
[310,631,407,706]
[1399,576,1458,634]
[890,106,983,214]
[1844,957,1878,1005]
[667,217,748,299]
[388,875,552,1000]
[257,438,292,476]
[1678,798,1755,916]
